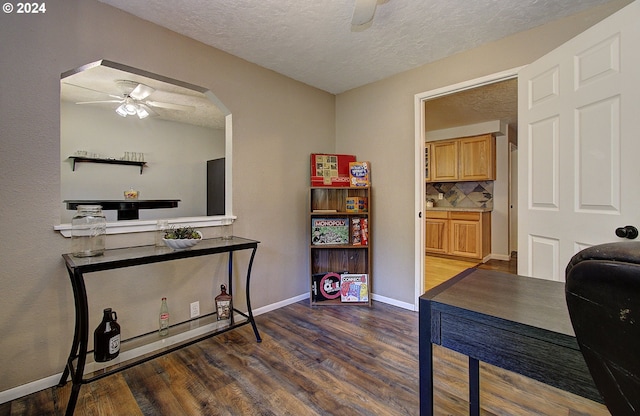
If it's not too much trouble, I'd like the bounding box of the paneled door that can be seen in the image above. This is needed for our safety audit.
[518,1,640,281]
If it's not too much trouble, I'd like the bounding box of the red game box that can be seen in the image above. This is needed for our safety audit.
[311,154,356,187]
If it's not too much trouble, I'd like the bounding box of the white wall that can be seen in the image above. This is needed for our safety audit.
[492,132,510,259]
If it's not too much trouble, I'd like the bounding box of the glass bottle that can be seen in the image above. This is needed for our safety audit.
[215,284,232,320]
[94,308,121,362]
[72,205,106,257]
[155,220,169,247]
[159,297,169,336]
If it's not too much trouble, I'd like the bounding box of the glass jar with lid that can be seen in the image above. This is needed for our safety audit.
[71,205,106,257]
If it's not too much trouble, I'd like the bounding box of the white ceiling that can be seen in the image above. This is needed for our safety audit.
[97,0,614,94]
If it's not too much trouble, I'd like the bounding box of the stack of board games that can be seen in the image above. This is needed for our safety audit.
[351,217,368,246]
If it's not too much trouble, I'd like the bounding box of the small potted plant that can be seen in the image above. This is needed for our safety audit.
[162,225,202,250]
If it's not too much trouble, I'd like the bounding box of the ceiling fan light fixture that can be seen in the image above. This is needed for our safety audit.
[115,104,128,117]
[123,99,137,115]
[136,106,149,119]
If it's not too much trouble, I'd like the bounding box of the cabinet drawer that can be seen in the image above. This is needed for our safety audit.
[426,211,449,219]
[449,211,480,221]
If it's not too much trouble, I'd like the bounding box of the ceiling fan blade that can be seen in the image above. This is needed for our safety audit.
[129,83,155,100]
[146,100,195,111]
[75,100,123,105]
[63,82,122,100]
[138,103,158,116]
[352,0,377,26]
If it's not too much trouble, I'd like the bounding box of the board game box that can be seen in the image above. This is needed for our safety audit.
[311,154,356,187]
[311,217,349,245]
[349,161,370,187]
[311,272,342,302]
[340,274,369,302]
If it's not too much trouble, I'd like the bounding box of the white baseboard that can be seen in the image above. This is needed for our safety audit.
[0,291,413,404]
[0,374,63,405]
[252,293,309,316]
[371,293,416,311]
[490,253,512,261]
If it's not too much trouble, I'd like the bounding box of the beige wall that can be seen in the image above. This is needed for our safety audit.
[0,0,334,392]
[335,0,631,302]
[0,0,631,396]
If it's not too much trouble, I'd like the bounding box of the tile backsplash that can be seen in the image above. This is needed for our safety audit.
[427,181,493,209]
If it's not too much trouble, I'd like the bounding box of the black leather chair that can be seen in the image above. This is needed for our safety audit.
[566,241,640,416]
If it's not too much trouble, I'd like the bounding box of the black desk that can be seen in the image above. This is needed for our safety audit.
[64,199,180,220]
[58,237,260,416]
[419,268,603,415]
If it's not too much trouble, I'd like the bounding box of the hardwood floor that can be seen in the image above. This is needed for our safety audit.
[425,256,479,291]
[2,289,609,415]
[2,301,420,416]
[425,254,518,291]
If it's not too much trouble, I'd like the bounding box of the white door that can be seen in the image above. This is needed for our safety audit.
[509,143,518,254]
[518,1,640,281]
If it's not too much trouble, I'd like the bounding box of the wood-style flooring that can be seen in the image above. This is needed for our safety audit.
[425,255,517,291]
[3,261,609,415]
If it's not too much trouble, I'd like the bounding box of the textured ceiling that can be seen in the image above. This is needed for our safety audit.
[425,78,518,132]
[97,0,614,94]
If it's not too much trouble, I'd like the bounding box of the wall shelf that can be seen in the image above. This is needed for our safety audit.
[69,156,147,174]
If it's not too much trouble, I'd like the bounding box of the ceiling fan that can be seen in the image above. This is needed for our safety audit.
[352,0,378,26]
[70,80,194,119]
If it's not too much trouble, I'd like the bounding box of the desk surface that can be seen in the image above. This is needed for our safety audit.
[419,268,602,414]
[426,268,575,338]
[63,237,259,273]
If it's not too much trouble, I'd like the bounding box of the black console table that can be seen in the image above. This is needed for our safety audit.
[419,268,603,415]
[58,237,261,416]
[64,199,180,220]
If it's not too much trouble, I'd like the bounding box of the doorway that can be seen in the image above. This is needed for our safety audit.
[414,68,522,307]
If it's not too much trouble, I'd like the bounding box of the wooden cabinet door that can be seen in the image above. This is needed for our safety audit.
[449,219,481,258]
[431,140,458,182]
[425,219,448,254]
[459,134,495,181]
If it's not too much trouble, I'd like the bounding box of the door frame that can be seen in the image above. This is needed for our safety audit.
[413,66,524,309]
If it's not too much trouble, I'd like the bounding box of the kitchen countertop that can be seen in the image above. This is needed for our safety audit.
[426,206,492,212]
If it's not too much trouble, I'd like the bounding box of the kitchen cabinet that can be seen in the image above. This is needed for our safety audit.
[426,134,495,182]
[430,140,458,181]
[425,210,491,260]
[425,211,448,254]
[459,134,496,181]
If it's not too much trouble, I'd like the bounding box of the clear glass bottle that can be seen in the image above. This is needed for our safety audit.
[94,308,120,362]
[155,220,169,247]
[72,205,106,257]
[159,297,169,336]
[215,285,232,320]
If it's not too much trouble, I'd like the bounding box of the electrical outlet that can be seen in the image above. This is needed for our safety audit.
[438,193,444,200]
[190,301,200,318]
